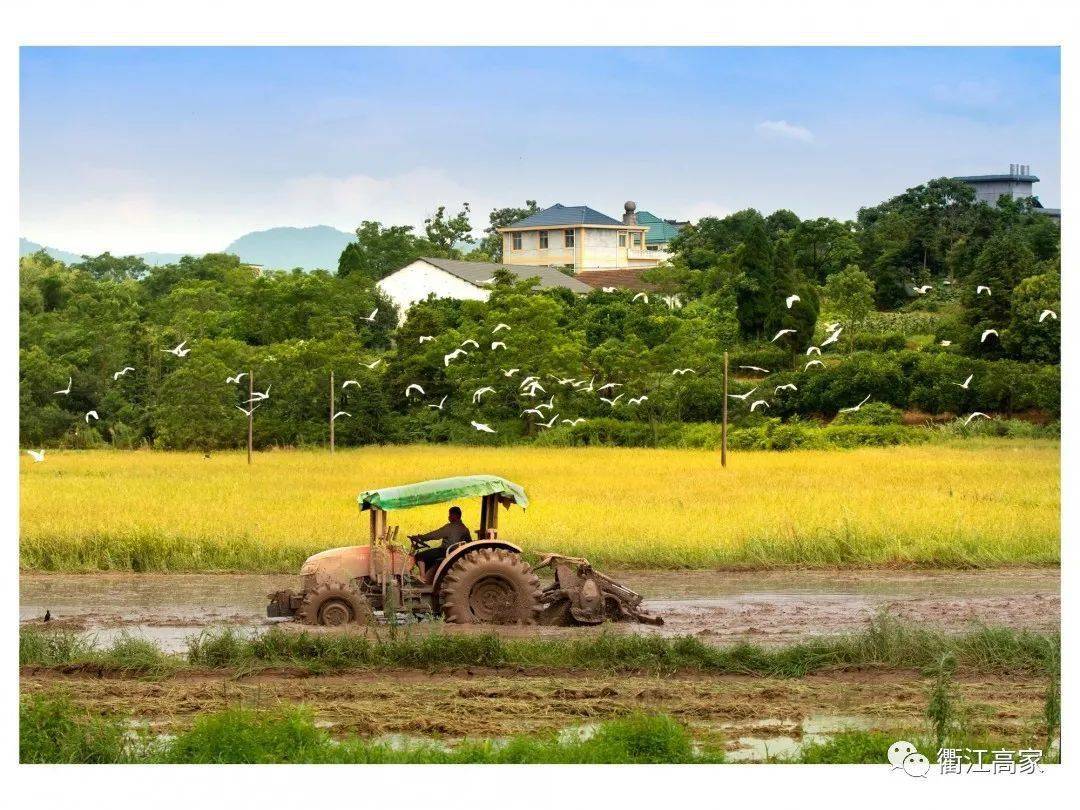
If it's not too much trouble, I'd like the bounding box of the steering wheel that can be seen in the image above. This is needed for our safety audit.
[408,534,429,552]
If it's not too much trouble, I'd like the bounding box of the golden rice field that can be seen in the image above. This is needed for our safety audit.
[19,442,1059,572]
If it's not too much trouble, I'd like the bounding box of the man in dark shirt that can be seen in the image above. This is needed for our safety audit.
[410,506,472,577]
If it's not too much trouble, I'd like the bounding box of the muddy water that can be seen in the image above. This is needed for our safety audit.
[20,568,1059,653]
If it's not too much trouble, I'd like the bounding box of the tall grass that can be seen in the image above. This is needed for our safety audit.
[19,696,715,764]
[22,618,1060,678]
[19,443,1060,571]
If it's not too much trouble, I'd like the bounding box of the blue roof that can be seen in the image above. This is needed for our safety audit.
[635,211,682,245]
[505,204,623,229]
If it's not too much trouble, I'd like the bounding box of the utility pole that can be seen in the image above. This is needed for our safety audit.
[721,352,728,468]
[247,370,253,465]
[329,370,335,454]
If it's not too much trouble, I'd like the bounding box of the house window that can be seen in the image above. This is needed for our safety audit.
[538,230,548,249]
[632,232,642,249]
[618,232,627,247]
[564,229,575,248]
[511,232,522,251]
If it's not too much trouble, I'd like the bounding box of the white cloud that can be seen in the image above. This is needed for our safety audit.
[20,168,495,256]
[756,120,815,143]
[673,200,731,224]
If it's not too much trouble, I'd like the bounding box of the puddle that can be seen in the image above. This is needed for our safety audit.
[725,714,876,762]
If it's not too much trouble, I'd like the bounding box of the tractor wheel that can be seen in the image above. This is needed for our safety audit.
[440,548,542,624]
[296,583,373,627]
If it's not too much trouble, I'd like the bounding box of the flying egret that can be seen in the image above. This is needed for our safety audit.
[163,340,191,357]
[823,322,841,332]
[580,376,596,393]
[976,286,991,296]
[113,367,134,380]
[913,285,932,294]
[599,394,624,407]
[246,385,271,403]
[771,329,796,342]
[839,394,871,413]
[85,410,99,422]
[226,372,248,384]
[775,383,798,393]
[461,339,480,349]
[523,382,546,395]
[1039,309,1058,322]
[236,404,261,417]
[363,359,382,370]
[341,380,360,389]
[952,373,974,390]
[821,329,842,347]
[491,341,507,350]
[54,377,72,395]
[418,335,434,343]
[806,346,821,355]
[538,413,560,429]
[552,376,577,386]
[520,408,544,417]
[502,368,520,377]
[964,411,990,426]
[405,383,425,398]
[597,382,622,392]
[749,400,770,412]
[739,366,770,374]
[785,294,800,308]
[940,340,953,347]
[727,387,758,401]
[671,368,696,376]
[444,348,468,366]
[519,375,539,388]
[470,421,496,433]
[804,359,825,370]
[562,417,586,426]
[332,411,351,421]
[601,287,617,293]
[472,386,495,404]
[632,292,649,303]
[26,449,45,463]
[627,395,649,405]
[361,308,378,322]
[427,395,448,411]
[537,395,555,411]
[980,329,999,343]
[493,323,511,333]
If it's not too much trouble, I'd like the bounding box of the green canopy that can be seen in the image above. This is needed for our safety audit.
[358,474,529,512]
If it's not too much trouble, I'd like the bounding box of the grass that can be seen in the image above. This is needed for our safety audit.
[22,696,1055,765]
[19,442,1059,571]
[19,695,717,764]
[21,617,1061,678]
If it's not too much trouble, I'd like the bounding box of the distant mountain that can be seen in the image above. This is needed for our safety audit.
[19,238,84,266]
[19,225,356,272]
[223,225,353,271]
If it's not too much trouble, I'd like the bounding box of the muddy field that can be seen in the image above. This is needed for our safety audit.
[20,567,1060,652]
[20,568,1059,760]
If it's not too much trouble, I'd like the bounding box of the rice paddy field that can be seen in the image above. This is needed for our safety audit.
[19,440,1059,572]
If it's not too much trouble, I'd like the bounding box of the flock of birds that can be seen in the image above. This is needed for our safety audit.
[23,283,1059,461]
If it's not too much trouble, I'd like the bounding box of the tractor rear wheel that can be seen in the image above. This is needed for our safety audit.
[440,548,542,624]
[296,583,373,626]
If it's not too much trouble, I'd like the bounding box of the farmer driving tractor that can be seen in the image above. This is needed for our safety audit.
[409,505,472,579]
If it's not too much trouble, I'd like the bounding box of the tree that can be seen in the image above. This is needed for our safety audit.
[824,264,875,350]
[74,252,151,282]
[424,203,474,254]
[336,221,430,281]
[1003,270,1060,364]
[733,219,778,339]
[790,217,861,284]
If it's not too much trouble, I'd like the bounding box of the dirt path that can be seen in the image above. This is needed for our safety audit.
[19,667,1050,759]
[20,568,1059,651]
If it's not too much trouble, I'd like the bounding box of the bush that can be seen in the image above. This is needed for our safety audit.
[831,402,903,426]
[851,332,907,352]
[20,693,134,763]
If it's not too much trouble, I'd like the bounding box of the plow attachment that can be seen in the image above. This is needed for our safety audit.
[533,554,663,626]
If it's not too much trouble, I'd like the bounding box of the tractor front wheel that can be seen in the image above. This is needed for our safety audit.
[440,548,542,624]
[296,583,373,626]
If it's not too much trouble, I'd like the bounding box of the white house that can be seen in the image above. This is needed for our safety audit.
[377,256,593,322]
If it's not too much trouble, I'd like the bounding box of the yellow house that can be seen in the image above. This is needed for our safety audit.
[498,201,670,272]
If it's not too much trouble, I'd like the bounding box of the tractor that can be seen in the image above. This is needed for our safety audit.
[267,474,661,627]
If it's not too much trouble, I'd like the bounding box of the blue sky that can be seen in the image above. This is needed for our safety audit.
[20,46,1060,254]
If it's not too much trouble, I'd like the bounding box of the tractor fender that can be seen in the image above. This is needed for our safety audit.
[430,540,524,609]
